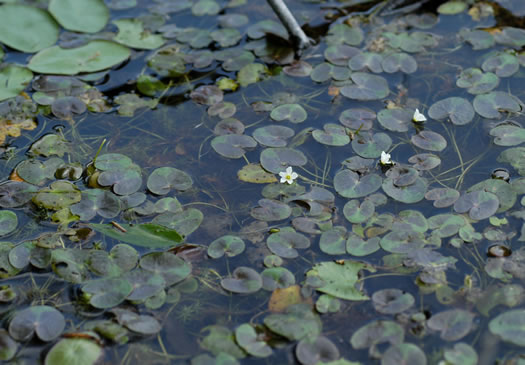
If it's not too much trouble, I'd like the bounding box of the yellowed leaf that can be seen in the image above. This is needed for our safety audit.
[269,285,303,313]
[238,163,277,184]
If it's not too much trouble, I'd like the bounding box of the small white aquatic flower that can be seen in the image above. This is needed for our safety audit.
[279,166,298,184]
[380,151,393,165]
[413,108,427,122]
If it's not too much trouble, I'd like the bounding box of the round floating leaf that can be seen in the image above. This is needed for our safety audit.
[0,211,17,237]
[211,134,257,159]
[218,13,249,28]
[16,157,64,185]
[313,124,350,146]
[251,199,291,221]
[214,118,245,135]
[320,227,347,255]
[114,19,165,49]
[296,336,340,365]
[192,0,220,16]
[348,52,383,73]
[261,267,296,291]
[0,181,37,208]
[237,63,268,87]
[152,208,203,237]
[334,170,382,198]
[147,167,192,195]
[428,213,467,238]
[200,325,245,359]
[380,231,426,253]
[97,166,142,195]
[324,44,360,66]
[0,329,17,361]
[211,28,242,48]
[88,244,138,277]
[473,91,522,119]
[111,308,161,334]
[283,60,313,77]
[237,163,277,183]
[253,125,294,147]
[468,178,515,213]
[49,0,108,33]
[140,251,191,286]
[425,188,460,208]
[208,101,236,119]
[267,230,310,258]
[221,266,262,294]
[33,181,81,210]
[260,147,307,173]
[28,40,131,75]
[372,289,415,314]
[217,49,254,72]
[0,4,59,53]
[382,343,426,365]
[460,28,495,50]
[482,51,519,77]
[124,269,165,301]
[70,189,121,221]
[377,108,412,132]
[339,108,375,130]
[82,277,133,308]
[45,338,102,365]
[456,68,499,94]
[208,235,245,258]
[489,309,525,346]
[350,320,404,350]
[438,1,467,14]
[190,85,223,106]
[351,132,392,159]
[411,130,447,152]
[444,343,478,365]
[0,65,33,102]
[382,52,417,73]
[95,153,132,170]
[326,23,363,45]
[235,324,272,358]
[343,199,375,224]
[346,233,380,256]
[271,104,307,124]
[408,153,441,171]
[428,97,475,125]
[427,309,475,341]
[341,73,389,101]
[489,125,525,146]
[382,177,427,204]
[310,63,351,82]
[453,190,499,220]
[264,304,322,341]
[9,305,65,342]
[29,134,69,157]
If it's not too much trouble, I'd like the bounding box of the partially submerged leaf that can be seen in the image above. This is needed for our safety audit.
[90,223,183,248]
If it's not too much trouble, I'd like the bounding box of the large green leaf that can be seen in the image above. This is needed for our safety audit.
[90,223,183,248]
[0,65,33,101]
[49,0,109,33]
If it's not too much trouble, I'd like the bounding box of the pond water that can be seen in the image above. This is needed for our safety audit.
[1,0,525,364]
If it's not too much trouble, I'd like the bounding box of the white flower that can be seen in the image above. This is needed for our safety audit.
[380,151,393,165]
[279,166,298,184]
[413,108,427,122]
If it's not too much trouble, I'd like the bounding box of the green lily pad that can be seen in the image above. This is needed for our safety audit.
[427,309,475,341]
[191,85,223,106]
[200,326,245,359]
[147,167,192,195]
[382,52,417,73]
[0,329,17,361]
[45,338,102,365]
[28,40,131,75]
[260,147,307,173]
[218,13,249,28]
[453,190,499,220]
[214,118,245,135]
[348,52,383,73]
[9,305,65,341]
[33,181,81,210]
[377,108,412,132]
[97,165,142,196]
[0,4,59,53]
[192,0,220,16]
[208,101,236,119]
[438,1,467,14]
[211,134,257,159]
[490,124,525,146]
[341,73,389,101]
[111,308,161,334]
[152,208,203,237]
[324,44,360,66]
[114,19,165,49]
[310,63,351,82]
[489,309,525,346]
[296,336,340,365]
[313,123,350,146]
[334,170,382,198]
[456,68,499,94]
[459,29,495,50]
[266,230,310,258]
[428,213,467,238]
[82,277,133,308]
[124,268,165,301]
[326,24,363,46]
[49,0,108,33]
[372,289,415,314]
[90,222,182,248]
[270,104,307,124]
[351,132,392,158]
[382,343,426,365]
[411,130,447,152]
[0,65,33,102]
[473,91,522,119]
[319,227,347,255]
[253,125,294,147]
[216,49,255,72]
[264,303,322,341]
[482,51,519,77]
[0,211,17,237]
[16,157,64,185]
[261,267,295,291]
[339,108,375,130]
[147,45,187,77]
[408,153,441,171]
[70,189,121,221]
[380,230,426,253]
[221,266,262,294]
[0,181,37,208]
[88,244,138,277]
[346,233,380,256]
[306,260,374,300]
[208,235,245,258]
[343,199,375,224]
[211,28,242,48]
[237,63,268,87]
[29,134,69,157]
[428,97,475,125]
[425,188,460,208]
[138,252,190,288]
[382,177,427,204]
[350,320,404,352]
[235,324,272,358]
[444,343,478,365]
[251,198,291,221]
[51,248,88,282]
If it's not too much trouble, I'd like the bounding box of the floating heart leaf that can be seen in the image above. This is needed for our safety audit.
[33,181,81,210]
[456,68,499,94]
[261,267,295,291]
[152,208,203,237]
[0,211,17,237]
[0,4,59,53]
[88,244,138,277]
[200,325,245,359]
[114,19,165,49]
[453,190,499,220]
[251,199,291,221]
[348,52,383,73]
[266,230,310,258]
[408,153,441,171]
[90,222,182,248]
[45,338,102,365]
[208,235,245,259]
[444,343,478,365]
[211,134,257,159]
[350,320,404,351]
[377,108,412,132]
[428,97,475,125]
[489,309,525,346]
[70,189,121,221]
[147,167,192,195]
[211,28,242,48]
[346,234,380,256]
[296,336,340,365]
[319,227,347,255]
[253,125,294,147]
[382,177,427,204]
[140,251,191,286]
[382,343,426,365]
[49,0,108,33]
[235,324,272,358]
[270,104,307,124]
[237,163,278,183]
[313,124,350,146]
[341,72,389,101]
[9,305,65,341]
[0,181,37,208]
[339,108,375,130]
[482,51,519,77]
[425,188,460,208]
[111,308,161,334]
[352,132,392,159]
[473,91,521,119]
[372,289,415,314]
[0,65,33,102]
[260,147,307,173]
[264,303,321,341]
[310,63,351,82]
[221,266,262,294]
[82,277,133,309]
[489,124,525,146]
[190,85,223,106]
[411,130,447,151]
[382,52,417,73]
[428,309,475,341]
[334,170,382,198]
[16,157,64,185]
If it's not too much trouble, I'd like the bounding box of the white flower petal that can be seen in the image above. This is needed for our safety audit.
[291,172,298,179]
[413,108,427,122]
